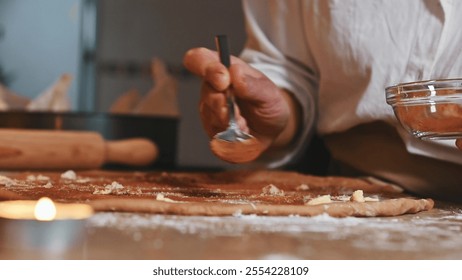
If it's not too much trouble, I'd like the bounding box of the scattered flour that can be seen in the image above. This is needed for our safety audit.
[232,209,243,217]
[87,210,462,256]
[88,212,366,236]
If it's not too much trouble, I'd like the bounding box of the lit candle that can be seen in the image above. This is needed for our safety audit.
[0,197,94,259]
[0,197,93,221]
[35,197,57,221]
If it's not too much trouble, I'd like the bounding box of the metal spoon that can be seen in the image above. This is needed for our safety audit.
[209,35,262,163]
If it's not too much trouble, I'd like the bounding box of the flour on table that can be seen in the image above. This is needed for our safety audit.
[232,209,243,217]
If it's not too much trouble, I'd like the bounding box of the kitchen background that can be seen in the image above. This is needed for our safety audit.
[0,0,247,169]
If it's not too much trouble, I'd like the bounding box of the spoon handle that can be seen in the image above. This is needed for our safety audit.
[215,35,230,67]
[225,89,239,130]
[215,35,239,130]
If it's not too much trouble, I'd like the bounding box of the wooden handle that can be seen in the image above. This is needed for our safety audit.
[0,129,158,170]
[105,138,158,166]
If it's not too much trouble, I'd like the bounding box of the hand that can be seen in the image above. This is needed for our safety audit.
[457,139,462,150]
[183,47,298,160]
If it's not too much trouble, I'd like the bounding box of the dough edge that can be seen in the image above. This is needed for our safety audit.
[88,197,434,217]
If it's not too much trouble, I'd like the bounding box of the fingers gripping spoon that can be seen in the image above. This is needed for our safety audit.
[210,35,262,163]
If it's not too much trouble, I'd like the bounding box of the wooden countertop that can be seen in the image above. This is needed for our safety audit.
[2,201,461,260]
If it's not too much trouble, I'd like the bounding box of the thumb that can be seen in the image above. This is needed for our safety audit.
[183,47,230,91]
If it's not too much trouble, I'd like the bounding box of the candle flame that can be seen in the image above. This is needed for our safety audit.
[34,197,57,221]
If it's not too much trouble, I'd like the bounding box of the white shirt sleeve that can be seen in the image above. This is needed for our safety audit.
[239,0,462,171]
[239,0,318,168]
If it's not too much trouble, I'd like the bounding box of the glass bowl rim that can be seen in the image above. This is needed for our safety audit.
[385,78,462,93]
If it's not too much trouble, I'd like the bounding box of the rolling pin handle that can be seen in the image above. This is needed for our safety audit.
[105,138,158,166]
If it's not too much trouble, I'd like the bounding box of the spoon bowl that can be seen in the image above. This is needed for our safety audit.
[210,90,262,163]
[214,123,253,142]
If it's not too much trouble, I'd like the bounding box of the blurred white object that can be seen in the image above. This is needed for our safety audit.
[109,88,141,114]
[27,74,72,112]
[0,83,30,111]
[133,58,179,117]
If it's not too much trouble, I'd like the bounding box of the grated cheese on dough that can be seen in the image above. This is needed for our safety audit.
[350,190,366,202]
[261,184,285,196]
[306,195,332,205]
[61,170,77,180]
[156,193,182,203]
[296,184,310,191]
[0,175,15,187]
[93,181,126,195]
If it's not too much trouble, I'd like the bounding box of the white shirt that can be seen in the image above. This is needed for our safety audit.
[240,0,462,169]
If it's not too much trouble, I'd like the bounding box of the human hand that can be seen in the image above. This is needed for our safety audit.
[183,47,296,161]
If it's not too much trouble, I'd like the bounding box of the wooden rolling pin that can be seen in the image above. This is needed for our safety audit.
[0,129,158,170]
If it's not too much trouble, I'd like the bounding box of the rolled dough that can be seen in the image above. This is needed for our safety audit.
[0,170,434,217]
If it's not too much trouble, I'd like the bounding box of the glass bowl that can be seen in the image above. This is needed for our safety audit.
[386,78,462,140]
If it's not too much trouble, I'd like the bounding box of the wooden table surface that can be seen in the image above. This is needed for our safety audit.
[2,201,462,260]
